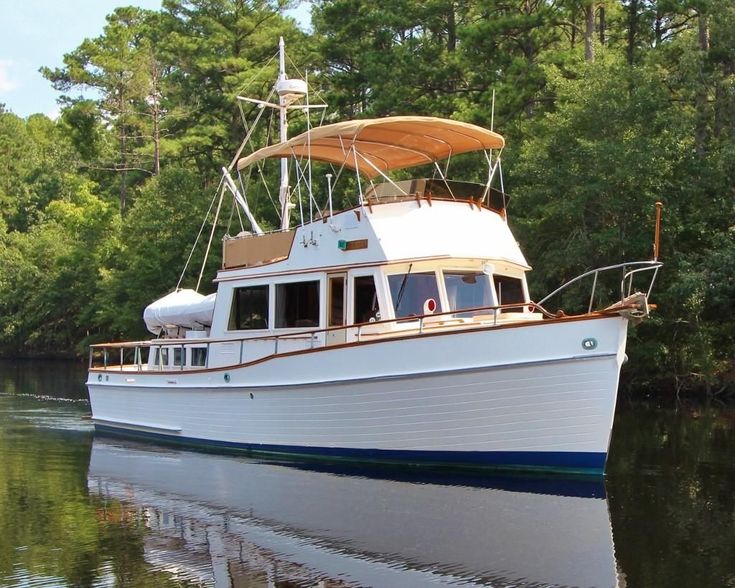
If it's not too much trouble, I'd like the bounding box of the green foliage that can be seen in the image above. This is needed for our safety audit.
[93,166,220,340]
[511,55,686,289]
[0,176,118,356]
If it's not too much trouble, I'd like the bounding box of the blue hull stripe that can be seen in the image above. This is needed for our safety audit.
[94,425,607,474]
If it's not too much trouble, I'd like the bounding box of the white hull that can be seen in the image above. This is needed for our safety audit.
[88,437,619,587]
[88,315,628,473]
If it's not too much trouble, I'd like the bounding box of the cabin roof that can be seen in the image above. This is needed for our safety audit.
[235,116,505,179]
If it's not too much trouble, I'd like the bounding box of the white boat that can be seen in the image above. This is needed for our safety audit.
[88,437,620,587]
[87,40,661,474]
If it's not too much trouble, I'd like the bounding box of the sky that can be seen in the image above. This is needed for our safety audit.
[0,0,310,119]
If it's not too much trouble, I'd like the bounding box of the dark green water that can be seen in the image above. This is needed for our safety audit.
[1,359,733,587]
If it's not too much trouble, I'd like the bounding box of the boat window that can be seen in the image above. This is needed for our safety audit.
[275,281,320,328]
[328,274,346,327]
[173,347,183,366]
[230,285,269,330]
[494,275,525,309]
[151,347,169,367]
[353,276,378,324]
[191,347,207,367]
[444,271,493,314]
[388,272,441,318]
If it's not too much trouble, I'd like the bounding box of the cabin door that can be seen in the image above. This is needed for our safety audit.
[327,273,347,346]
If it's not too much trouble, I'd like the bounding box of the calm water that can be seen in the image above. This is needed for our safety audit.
[0,360,733,588]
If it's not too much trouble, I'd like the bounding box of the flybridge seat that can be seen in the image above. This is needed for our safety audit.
[364,179,509,213]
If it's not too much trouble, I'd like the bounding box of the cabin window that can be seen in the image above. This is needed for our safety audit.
[275,281,320,328]
[494,275,525,309]
[191,348,207,367]
[444,271,493,313]
[173,347,183,367]
[151,347,169,367]
[230,285,269,330]
[353,276,378,324]
[388,272,441,318]
[328,274,346,326]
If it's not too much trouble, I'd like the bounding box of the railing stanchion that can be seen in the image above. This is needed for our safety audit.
[588,271,598,314]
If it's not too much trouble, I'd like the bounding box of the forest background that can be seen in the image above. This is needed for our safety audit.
[0,0,733,397]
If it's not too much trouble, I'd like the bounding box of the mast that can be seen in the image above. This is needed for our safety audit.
[236,39,325,231]
[277,37,291,231]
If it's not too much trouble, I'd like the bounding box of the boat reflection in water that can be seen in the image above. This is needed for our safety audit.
[88,436,620,587]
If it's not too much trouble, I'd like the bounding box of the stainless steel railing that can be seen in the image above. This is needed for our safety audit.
[537,260,662,314]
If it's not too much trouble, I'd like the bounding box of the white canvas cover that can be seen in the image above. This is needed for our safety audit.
[143,289,216,335]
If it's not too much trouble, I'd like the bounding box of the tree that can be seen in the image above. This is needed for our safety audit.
[42,7,164,212]
[155,0,310,176]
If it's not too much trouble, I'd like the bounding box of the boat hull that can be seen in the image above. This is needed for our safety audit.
[88,315,628,474]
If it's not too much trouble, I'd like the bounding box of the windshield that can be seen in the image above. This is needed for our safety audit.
[388,272,440,318]
[444,271,493,313]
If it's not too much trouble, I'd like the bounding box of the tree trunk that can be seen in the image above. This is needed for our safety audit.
[599,6,606,45]
[118,89,128,213]
[447,2,457,53]
[584,2,595,62]
[695,10,710,157]
[150,60,162,176]
[627,0,638,65]
[152,103,161,176]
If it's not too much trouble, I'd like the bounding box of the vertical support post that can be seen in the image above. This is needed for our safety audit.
[327,173,334,219]
[120,348,124,371]
[588,271,598,313]
[653,201,663,261]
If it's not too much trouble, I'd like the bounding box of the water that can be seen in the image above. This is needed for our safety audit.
[0,360,733,587]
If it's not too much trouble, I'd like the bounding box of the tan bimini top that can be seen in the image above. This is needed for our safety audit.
[235,116,505,179]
